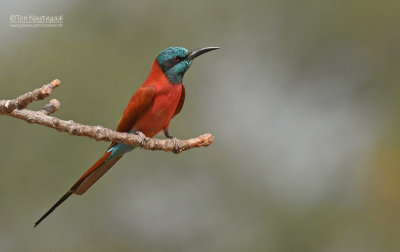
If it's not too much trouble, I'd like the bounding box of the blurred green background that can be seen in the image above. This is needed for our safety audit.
[1,0,400,251]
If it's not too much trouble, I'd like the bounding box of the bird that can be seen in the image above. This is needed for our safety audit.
[34,46,219,227]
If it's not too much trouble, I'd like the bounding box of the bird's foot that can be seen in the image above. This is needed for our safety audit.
[133,130,149,145]
[164,130,180,154]
[169,137,180,154]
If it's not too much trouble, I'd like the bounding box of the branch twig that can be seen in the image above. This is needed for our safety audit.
[0,79,214,153]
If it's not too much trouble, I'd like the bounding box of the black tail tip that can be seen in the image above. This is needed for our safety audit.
[34,219,43,228]
[33,191,73,228]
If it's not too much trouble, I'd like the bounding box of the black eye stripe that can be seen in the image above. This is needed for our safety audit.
[160,61,178,72]
[159,58,181,73]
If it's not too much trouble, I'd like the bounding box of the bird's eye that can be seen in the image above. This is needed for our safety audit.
[173,56,180,62]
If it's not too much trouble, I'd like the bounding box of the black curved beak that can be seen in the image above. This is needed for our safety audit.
[188,47,220,60]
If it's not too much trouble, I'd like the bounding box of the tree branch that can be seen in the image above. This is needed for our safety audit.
[0,79,214,154]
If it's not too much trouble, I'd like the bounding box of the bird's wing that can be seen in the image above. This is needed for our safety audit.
[173,85,185,117]
[116,85,156,132]
[34,85,156,227]
[84,84,155,191]
[74,85,155,196]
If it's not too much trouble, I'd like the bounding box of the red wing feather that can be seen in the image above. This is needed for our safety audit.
[75,85,156,193]
[116,85,156,132]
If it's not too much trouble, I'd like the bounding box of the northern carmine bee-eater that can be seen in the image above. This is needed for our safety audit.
[34,46,219,227]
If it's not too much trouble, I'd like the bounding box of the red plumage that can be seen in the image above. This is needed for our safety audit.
[35,61,184,227]
[35,46,218,227]
[75,61,184,193]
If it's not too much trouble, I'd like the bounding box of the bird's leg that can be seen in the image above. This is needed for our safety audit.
[130,130,149,146]
[164,130,180,154]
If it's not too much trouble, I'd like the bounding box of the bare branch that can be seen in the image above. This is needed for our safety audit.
[38,99,61,115]
[0,80,214,154]
[0,79,60,113]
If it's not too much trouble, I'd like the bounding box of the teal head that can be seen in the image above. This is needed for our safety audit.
[156,46,219,84]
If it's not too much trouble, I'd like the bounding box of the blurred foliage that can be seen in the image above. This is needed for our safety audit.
[0,0,400,251]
